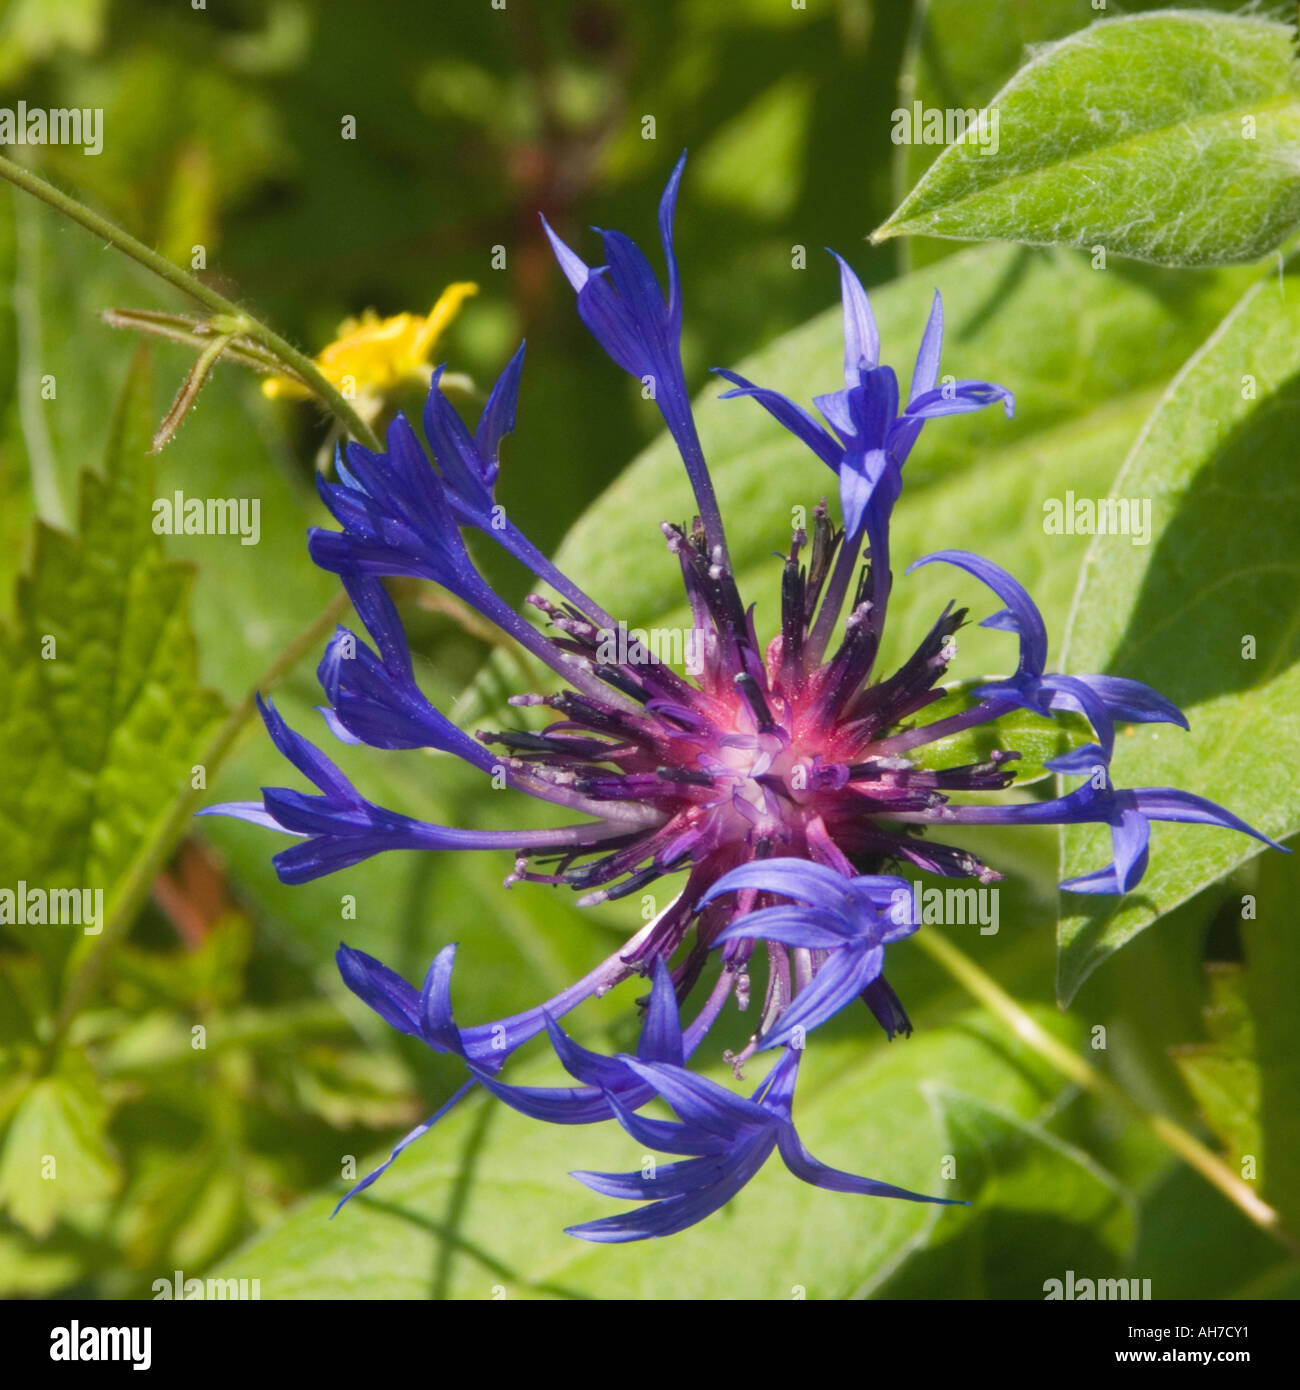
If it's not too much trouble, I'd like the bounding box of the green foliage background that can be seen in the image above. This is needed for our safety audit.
[0,0,1297,1299]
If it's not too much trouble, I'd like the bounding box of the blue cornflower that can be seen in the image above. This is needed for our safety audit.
[567,1048,963,1244]
[211,155,1281,1240]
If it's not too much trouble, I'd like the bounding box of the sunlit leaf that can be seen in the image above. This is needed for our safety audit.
[877,12,1300,267]
[1058,259,1300,1001]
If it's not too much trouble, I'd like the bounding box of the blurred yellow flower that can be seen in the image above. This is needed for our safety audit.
[263,281,478,409]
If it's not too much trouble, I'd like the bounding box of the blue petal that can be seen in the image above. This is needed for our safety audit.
[1074,674,1188,730]
[317,702,363,746]
[759,946,885,1049]
[602,1088,731,1158]
[1130,789,1287,851]
[474,341,525,472]
[776,1125,966,1204]
[572,1152,734,1202]
[256,695,358,801]
[839,445,891,537]
[424,364,494,520]
[712,369,841,469]
[196,800,295,833]
[621,1058,771,1135]
[827,250,879,381]
[905,380,1014,421]
[543,1014,636,1090]
[471,1073,616,1125]
[1059,863,1128,894]
[699,857,858,913]
[323,574,495,767]
[908,290,944,404]
[1046,744,1109,776]
[1038,673,1121,759]
[420,943,462,1052]
[539,214,591,291]
[1110,805,1151,892]
[637,956,686,1068]
[337,944,422,1037]
[714,904,859,951]
[565,1132,774,1243]
[331,1080,477,1215]
[907,550,1048,676]
[657,150,687,329]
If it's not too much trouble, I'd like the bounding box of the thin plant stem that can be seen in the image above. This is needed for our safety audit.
[0,151,382,451]
[915,927,1300,1259]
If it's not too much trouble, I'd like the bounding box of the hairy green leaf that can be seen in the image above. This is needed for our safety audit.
[1058,259,1300,1001]
[0,351,226,980]
[876,12,1300,267]
[892,0,1092,271]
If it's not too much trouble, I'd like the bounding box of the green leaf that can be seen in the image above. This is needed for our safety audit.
[215,1009,1076,1300]
[1057,258,1300,1001]
[876,1087,1134,1298]
[875,12,1300,267]
[892,0,1094,272]
[0,1050,120,1237]
[1170,965,1261,1169]
[0,350,226,979]
[1130,1160,1300,1300]
[463,241,1254,730]
[1244,846,1300,1230]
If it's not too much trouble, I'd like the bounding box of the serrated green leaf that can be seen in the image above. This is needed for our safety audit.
[0,1050,120,1237]
[0,350,226,979]
[215,1008,1076,1300]
[1057,258,1300,1002]
[876,12,1300,268]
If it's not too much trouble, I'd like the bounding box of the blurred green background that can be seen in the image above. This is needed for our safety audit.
[0,0,1297,1300]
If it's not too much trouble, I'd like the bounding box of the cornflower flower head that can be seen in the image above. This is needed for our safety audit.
[207,154,1282,1240]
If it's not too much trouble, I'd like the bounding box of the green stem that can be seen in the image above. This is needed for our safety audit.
[915,928,1300,1259]
[12,195,66,526]
[0,151,382,452]
[40,591,353,1068]
[101,308,292,376]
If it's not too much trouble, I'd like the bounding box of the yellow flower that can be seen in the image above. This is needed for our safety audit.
[263,281,479,409]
